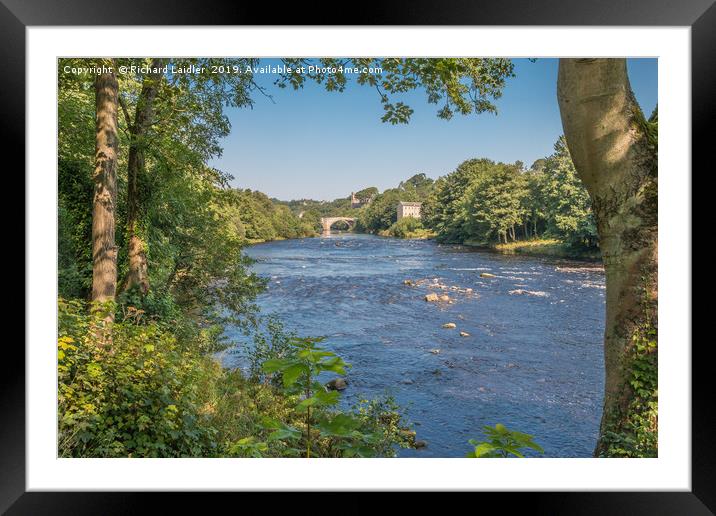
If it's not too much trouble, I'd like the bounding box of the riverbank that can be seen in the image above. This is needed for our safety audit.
[463,238,602,262]
[247,232,601,263]
[377,228,436,239]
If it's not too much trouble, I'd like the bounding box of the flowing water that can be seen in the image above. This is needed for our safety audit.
[223,232,606,457]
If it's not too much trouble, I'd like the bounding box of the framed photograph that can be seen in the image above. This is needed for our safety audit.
[6,0,709,510]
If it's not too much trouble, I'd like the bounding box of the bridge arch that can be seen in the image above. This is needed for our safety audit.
[321,217,356,233]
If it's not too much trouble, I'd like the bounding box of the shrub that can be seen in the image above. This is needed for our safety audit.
[58,300,413,458]
[259,337,413,457]
[58,299,218,457]
[385,217,431,239]
[467,424,544,458]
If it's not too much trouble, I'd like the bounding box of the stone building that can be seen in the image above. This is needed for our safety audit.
[397,201,422,220]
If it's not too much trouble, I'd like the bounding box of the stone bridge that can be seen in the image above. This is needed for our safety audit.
[320,217,356,233]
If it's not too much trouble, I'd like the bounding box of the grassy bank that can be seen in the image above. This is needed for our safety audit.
[377,228,435,240]
[464,238,602,261]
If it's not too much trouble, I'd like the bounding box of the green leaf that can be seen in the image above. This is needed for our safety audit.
[474,443,497,457]
[316,413,361,437]
[268,427,302,441]
[318,356,349,375]
[282,363,308,387]
[261,358,292,373]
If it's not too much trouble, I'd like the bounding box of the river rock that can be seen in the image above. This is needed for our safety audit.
[442,322,456,329]
[414,440,427,449]
[429,349,440,354]
[480,272,496,278]
[425,293,440,302]
[439,294,450,302]
[403,279,414,286]
[326,378,348,391]
[460,331,470,337]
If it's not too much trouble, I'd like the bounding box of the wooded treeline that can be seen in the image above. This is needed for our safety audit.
[317,136,603,249]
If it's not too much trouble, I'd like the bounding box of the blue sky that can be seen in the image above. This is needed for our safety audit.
[211,58,657,201]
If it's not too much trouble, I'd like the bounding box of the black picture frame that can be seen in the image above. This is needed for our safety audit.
[4,0,708,511]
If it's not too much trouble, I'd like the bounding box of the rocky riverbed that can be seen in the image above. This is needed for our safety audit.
[223,233,606,457]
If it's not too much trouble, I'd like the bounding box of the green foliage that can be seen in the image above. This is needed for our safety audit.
[349,396,415,456]
[226,189,316,242]
[598,321,658,458]
[58,299,218,457]
[384,217,430,239]
[466,424,544,458]
[58,160,94,299]
[355,189,404,233]
[422,137,598,250]
[463,162,527,243]
[354,186,379,200]
[277,58,515,124]
[398,173,434,198]
[260,337,411,457]
[424,158,522,244]
[59,58,273,332]
[261,337,348,457]
[58,299,411,459]
[242,315,296,383]
[278,195,362,233]
[354,175,434,235]
[539,137,598,247]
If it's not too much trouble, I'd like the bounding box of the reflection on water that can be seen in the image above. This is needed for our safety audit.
[222,233,606,457]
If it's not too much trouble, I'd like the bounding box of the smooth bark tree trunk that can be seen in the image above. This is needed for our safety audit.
[558,58,658,457]
[121,59,164,296]
[91,67,119,308]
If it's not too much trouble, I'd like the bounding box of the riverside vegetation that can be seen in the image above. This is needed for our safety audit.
[285,134,619,261]
[58,57,656,459]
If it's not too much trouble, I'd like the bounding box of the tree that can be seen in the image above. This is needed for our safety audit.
[398,173,434,197]
[356,189,405,233]
[113,58,260,299]
[354,186,378,200]
[521,168,547,239]
[540,136,598,247]
[424,159,526,244]
[119,58,165,296]
[462,162,527,244]
[423,159,489,243]
[91,64,119,308]
[558,58,657,456]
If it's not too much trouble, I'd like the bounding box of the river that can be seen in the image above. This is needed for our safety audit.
[223,232,606,457]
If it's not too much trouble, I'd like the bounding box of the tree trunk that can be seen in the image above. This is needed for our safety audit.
[121,59,164,296]
[558,58,658,457]
[91,67,119,307]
